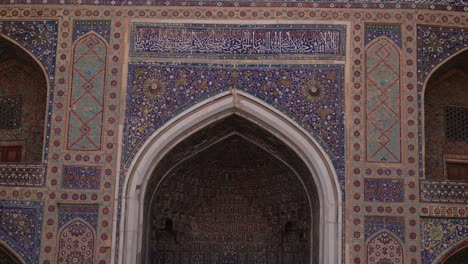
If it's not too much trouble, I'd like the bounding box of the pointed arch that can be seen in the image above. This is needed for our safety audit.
[0,34,50,162]
[0,239,25,264]
[366,230,404,264]
[66,32,108,151]
[115,90,342,263]
[57,218,96,264]
[434,237,468,264]
[365,36,402,163]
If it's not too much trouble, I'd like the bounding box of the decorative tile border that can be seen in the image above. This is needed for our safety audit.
[58,204,99,229]
[131,23,346,60]
[0,163,46,187]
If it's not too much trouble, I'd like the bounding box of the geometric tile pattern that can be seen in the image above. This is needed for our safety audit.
[445,106,468,143]
[365,23,402,47]
[131,23,345,60]
[421,218,468,264]
[67,33,107,151]
[367,231,404,264]
[366,37,401,163]
[364,179,404,203]
[364,215,405,242]
[62,165,101,189]
[57,204,99,264]
[0,200,43,264]
[0,96,22,129]
[73,20,111,43]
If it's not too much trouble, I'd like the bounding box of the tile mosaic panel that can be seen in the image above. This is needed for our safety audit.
[367,231,404,264]
[62,165,101,189]
[421,218,468,264]
[57,204,99,264]
[364,215,405,242]
[0,96,22,129]
[418,26,468,82]
[67,33,106,151]
[73,20,111,43]
[57,219,95,264]
[418,26,468,177]
[0,200,43,264]
[364,178,404,203]
[420,180,467,204]
[124,62,345,188]
[58,204,99,230]
[445,105,468,143]
[0,163,46,187]
[131,23,346,60]
[365,37,402,163]
[364,23,402,47]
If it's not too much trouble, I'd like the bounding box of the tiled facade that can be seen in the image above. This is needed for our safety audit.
[0,1,466,263]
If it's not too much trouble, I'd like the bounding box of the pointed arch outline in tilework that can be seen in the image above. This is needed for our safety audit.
[434,237,468,264]
[421,218,468,264]
[57,218,96,264]
[67,32,108,151]
[0,200,43,264]
[122,62,345,190]
[0,21,58,160]
[365,36,402,163]
[366,230,405,264]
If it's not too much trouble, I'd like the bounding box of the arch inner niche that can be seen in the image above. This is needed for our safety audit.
[143,115,318,263]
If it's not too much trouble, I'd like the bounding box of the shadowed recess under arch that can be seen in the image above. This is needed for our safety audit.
[143,115,319,264]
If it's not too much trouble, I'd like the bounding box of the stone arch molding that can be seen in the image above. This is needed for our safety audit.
[434,237,468,264]
[116,89,342,264]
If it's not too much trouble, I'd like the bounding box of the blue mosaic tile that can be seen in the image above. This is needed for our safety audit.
[417,25,468,177]
[365,23,402,47]
[73,20,111,43]
[58,204,99,230]
[62,166,102,189]
[364,178,404,203]
[123,62,345,190]
[0,200,43,264]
